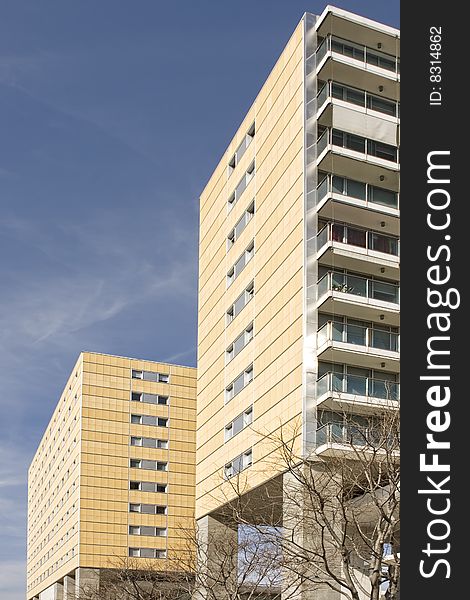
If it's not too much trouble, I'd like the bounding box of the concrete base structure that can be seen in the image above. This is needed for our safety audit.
[63,575,76,600]
[38,581,63,600]
[194,515,238,600]
[75,568,100,598]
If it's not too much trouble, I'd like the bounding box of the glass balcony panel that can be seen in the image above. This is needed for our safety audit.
[371,280,399,303]
[371,379,399,401]
[316,424,328,445]
[317,129,329,155]
[316,373,329,397]
[317,273,329,298]
[316,38,328,62]
[345,274,367,297]
[346,374,367,396]
[317,83,328,107]
[317,324,329,347]
[317,225,328,249]
[331,271,346,290]
[332,371,344,392]
[331,321,344,342]
[317,177,329,203]
[331,422,344,442]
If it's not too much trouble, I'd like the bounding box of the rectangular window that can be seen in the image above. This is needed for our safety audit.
[130,481,168,493]
[156,462,168,471]
[224,406,253,442]
[228,161,256,211]
[228,123,255,177]
[130,437,168,449]
[132,370,170,383]
[157,417,169,428]
[227,281,254,324]
[227,241,254,287]
[224,448,253,479]
[227,201,255,250]
[130,504,167,515]
[369,185,398,209]
[226,322,254,363]
[128,548,167,559]
[225,365,253,403]
[130,459,162,471]
[131,392,169,405]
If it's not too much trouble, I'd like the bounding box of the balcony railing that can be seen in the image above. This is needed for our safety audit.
[315,128,399,164]
[316,371,399,401]
[315,35,400,75]
[317,271,400,305]
[316,81,400,119]
[317,321,399,353]
[316,174,399,210]
[317,222,399,257]
[316,421,394,448]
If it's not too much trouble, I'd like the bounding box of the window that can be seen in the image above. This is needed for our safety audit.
[227,281,254,324]
[129,504,167,515]
[225,406,254,441]
[226,323,254,363]
[227,241,254,287]
[369,185,398,209]
[224,448,253,479]
[129,482,168,493]
[130,437,168,449]
[228,123,256,176]
[157,417,168,427]
[132,370,170,383]
[130,459,163,471]
[131,392,169,405]
[228,161,256,211]
[225,365,253,403]
[129,526,167,537]
[227,201,255,250]
[129,548,167,559]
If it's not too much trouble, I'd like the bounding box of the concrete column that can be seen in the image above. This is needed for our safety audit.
[281,469,342,600]
[63,575,75,599]
[193,515,238,600]
[75,568,99,598]
[39,581,63,600]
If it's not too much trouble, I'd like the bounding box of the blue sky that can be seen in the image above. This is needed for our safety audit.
[0,1,398,598]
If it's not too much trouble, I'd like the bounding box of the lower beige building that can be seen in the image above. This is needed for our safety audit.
[27,352,196,600]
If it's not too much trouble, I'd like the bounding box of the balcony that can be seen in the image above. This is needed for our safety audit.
[316,320,400,371]
[316,371,399,412]
[314,271,399,325]
[315,421,398,457]
[312,81,399,122]
[315,222,400,278]
[311,35,399,101]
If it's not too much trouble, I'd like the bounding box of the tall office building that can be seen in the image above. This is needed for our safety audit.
[196,4,399,592]
[27,352,196,600]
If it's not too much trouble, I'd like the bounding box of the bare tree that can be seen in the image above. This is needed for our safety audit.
[252,409,401,600]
